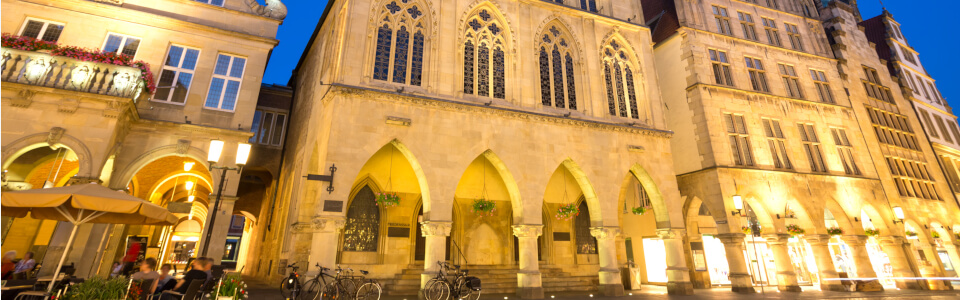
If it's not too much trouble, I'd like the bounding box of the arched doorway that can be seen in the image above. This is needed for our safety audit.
[450,153,516,266]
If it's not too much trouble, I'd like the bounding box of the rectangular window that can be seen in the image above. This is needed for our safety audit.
[712,6,733,35]
[810,69,834,103]
[765,0,780,10]
[738,12,758,41]
[920,109,939,138]
[250,110,287,146]
[904,71,918,94]
[18,18,64,42]
[917,75,931,99]
[785,23,804,51]
[778,63,803,99]
[893,24,905,40]
[950,121,960,145]
[903,48,917,64]
[193,0,225,6]
[886,156,940,200]
[761,18,782,47]
[709,49,734,86]
[204,53,247,111]
[927,81,943,104]
[762,118,791,169]
[798,123,827,172]
[935,115,954,144]
[862,66,894,103]
[154,45,201,104]
[745,57,769,92]
[831,128,861,175]
[102,33,141,58]
[869,106,921,151]
[724,113,754,166]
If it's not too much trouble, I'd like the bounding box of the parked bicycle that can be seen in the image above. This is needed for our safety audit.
[302,263,336,300]
[321,265,382,300]
[424,261,480,300]
[280,263,303,300]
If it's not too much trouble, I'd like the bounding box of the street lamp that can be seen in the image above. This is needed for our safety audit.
[731,194,744,216]
[199,139,251,257]
[892,206,905,224]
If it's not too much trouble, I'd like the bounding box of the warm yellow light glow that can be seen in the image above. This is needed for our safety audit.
[208,140,224,163]
[893,206,905,220]
[236,143,251,166]
[188,210,194,219]
[188,195,195,203]
[732,194,743,210]
[184,181,194,190]
[183,161,195,172]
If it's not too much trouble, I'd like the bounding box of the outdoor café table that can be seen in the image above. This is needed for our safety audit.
[1,285,34,291]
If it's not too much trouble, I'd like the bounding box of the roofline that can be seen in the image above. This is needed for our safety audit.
[289,0,338,86]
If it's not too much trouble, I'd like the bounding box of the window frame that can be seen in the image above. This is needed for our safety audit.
[724,113,754,166]
[203,53,247,112]
[784,23,804,51]
[831,128,861,175]
[17,17,65,42]
[778,63,804,99]
[152,44,202,105]
[798,123,827,173]
[761,17,782,47]
[762,118,792,169]
[250,109,288,147]
[809,69,835,103]
[192,0,225,7]
[712,6,733,36]
[709,49,734,86]
[737,11,758,41]
[101,32,142,59]
[745,56,769,92]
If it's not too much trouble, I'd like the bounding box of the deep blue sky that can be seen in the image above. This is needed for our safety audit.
[263,1,959,108]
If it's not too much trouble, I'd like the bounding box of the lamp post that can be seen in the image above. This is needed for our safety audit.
[199,140,251,257]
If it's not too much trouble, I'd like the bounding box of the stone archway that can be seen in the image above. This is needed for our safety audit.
[2,131,95,179]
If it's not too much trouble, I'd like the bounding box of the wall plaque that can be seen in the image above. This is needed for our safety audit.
[323,200,343,212]
[553,232,571,241]
[387,227,411,237]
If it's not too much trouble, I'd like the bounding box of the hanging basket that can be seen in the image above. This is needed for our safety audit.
[826,227,844,236]
[785,224,805,236]
[905,230,918,238]
[741,226,753,235]
[932,231,941,239]
[555,203,579,221]
[376,192,401,208]
[471,198,496,217]
[864,228,880,237]
[631,206,650,216]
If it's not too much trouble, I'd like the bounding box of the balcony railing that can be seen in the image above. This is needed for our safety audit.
[1,47,145,100]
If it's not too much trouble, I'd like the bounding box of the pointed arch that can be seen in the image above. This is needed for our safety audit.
[459,1,513,100]
[109,144,210,190]
[625,164,671,227]
[559,159,602,224]
[535,18,581,110]
[599,31,648,122]
[369,0,433,85]
[480,150,523,224]
[349,139,432,217]
[822,197,856,234]
[859,204,892,235]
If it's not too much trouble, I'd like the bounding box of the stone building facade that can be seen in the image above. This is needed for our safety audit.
[1,0,283,277]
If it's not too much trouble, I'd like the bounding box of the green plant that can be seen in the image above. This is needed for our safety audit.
[471,198,496,217]
[631,206,649,216]
[555,203,579,221]
[864,228,880,237]
[905,230,918,237]
[932,231,941,239]
[826,227,844,236]
[375,192,401,208]
[209,273,248,299]
[61,276,130,300]
[741,226,752,235]
[786,224,805,235]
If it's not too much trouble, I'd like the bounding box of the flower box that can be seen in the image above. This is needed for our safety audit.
[471,198,496,217]
[555,203,579,221]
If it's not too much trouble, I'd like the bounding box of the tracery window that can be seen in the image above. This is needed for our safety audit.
[538,26,577,110]
[574,201,597,254]
[463,9,506,99]
[343,186,380,252]
[373,0,426,86]
[601,40,642,119]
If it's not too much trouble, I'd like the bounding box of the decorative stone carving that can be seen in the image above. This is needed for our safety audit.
[312,216,346,232]
[589,227,620,240]
[11,89,35,107]
[420,221,452,237]
[840,235,869,246]
[58,98,80,113]
[66,176,102,186]
[176,139,192,155]
[656,228,685,240]
[511,224,543,238]
[46,127,65,148]
[246,0,287,20]
[803,234,832,245]
[762,233,791,245]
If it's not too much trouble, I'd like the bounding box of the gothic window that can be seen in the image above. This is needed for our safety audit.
[538,25,577,110]
[463,9,507,99]
[602,40,643,120]
[372,0,426,86]
[575,201,597,254]
[343,186,380,252]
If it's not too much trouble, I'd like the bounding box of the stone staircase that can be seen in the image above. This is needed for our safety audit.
[383,264,599,296]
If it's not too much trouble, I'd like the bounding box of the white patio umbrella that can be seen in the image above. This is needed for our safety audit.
[1,183,178,292]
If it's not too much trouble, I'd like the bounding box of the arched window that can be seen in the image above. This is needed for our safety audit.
[343,186,380,252]
[372,0,426,86]
[463,9,506,99]
[538,25,577,110]
[575,201,597,254]
[601,40,642,120]
[580,0,598,12]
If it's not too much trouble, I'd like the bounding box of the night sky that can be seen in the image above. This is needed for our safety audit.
[262,0,959,109]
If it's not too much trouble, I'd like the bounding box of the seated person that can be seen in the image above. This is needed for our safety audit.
[161,257,210,299]
[131,258,160,293]
[154,263,174,294]
[12,252,36,279]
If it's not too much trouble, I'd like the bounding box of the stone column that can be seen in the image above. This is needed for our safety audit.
[763,234,801,292]
[199,195,238,264]
[919,242,950,290]
[512,225,544,299]
[840,235,883,291]
[306,216,345,273]
[878,236,924,290]
[590,227,624,296]
[658,228,694,295]
[420,221,452,293]
[804,234,844,291]
[716,233,755,293]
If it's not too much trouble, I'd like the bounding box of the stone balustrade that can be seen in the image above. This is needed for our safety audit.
[1,47,145,101]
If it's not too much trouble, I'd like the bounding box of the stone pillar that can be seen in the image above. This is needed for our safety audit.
[199,195,238,264]
[716,233,755,293]
[919,242,950,290]
[658,228,694,295]
[590,227,624,296]
[420,221,452,294]
[306,216,345,274]
[512,225,544,299]
[804,234,844,291]
[763,234,801,292]
[878,236,924,290]
[840,235,883,291]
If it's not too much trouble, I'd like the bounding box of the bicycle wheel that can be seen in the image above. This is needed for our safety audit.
[280,277,296,299]
[424,279,450,300]
[302,279,324,300]
[355,282,382,300]
[454,280,480,300]
[321,281,342,300]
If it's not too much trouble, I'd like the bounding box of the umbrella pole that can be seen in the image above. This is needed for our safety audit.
[48,221,80,293]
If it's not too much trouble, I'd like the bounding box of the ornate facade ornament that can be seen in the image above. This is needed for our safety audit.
[656,228,685,240]
[176,139,192,155]
[58,98,80,114]
[10,89,36,108]
[312,216,346,232]
[511,224,543,238]
[589,226,620,240]
[46,127,65,148]
[420,221,452,237]
[246,0,287,20]
[66,176,102,186]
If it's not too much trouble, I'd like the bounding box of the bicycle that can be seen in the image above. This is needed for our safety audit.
[280,263,303,300]
[302,263,335,300]
[424,261,480,300]
[322,265,382,300]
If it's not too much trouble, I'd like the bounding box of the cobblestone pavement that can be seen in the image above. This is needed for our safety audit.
[245,277,960,300]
